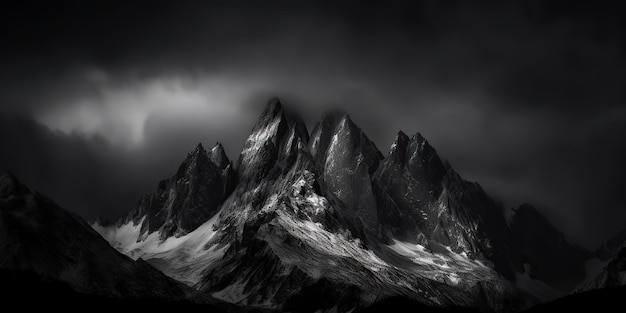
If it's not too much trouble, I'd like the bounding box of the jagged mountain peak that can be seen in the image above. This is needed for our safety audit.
[395,130,409,141]
[388,131,410,162]
[387,131,433,160]
[116,143,229,239]
[309,109,344,165]
[407,132,433,154]
[209,141,225,154]
[373,128,526,283]
[261,97,284,120]
[176,143,213,177]
[327,113,383,173]
[320,112,383,234]
[285,110,310,145]
[413,132,426,143]
[194,142,206,152]
[336,112,358,133]
[404,132,446,182]
[209,141,230,171]
[236,98,309,180]
[317,108,346,133]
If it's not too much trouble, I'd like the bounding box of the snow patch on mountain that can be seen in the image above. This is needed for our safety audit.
[240,113,282,162]
[386,239,500,286]
[93,209,227,286]
[93,217,145,252]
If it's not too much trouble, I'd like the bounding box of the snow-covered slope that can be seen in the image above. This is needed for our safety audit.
[93,209,227,286]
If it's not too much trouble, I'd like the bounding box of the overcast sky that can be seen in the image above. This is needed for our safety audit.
[1,1,625,249]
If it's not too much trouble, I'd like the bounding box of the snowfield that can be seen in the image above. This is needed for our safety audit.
[94,209,227,286]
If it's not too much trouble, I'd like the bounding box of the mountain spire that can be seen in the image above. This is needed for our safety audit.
[309,109,344,165]
[195,142,205,152]
[236,98,308,181]
[388,130,410,164]
[261,97,283,120]
[209,142,230,171]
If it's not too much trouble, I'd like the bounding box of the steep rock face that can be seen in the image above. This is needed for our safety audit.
[200,99,369,309]
[209,142,230,171]
[317,113,384,235]
[509,204,590,292]
[236,98,294,182]
[372,131,444,242]
[373,131,518,280]
[0,172,193,301]
[122,143,230,239]
[209,142,237,197]
[309,110,343,167]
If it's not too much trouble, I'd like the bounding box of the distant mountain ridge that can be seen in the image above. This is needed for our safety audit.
[0,171,199,301]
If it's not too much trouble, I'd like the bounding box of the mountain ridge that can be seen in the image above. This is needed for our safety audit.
[0,98,597,312]
[94,99,543,312]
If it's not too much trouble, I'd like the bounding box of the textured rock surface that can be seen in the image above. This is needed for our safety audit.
[373,131,520,281]
[319,114,383,235]
[122,142,231,239]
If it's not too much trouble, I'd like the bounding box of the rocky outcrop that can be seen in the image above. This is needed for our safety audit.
[123,142,232,239]
[373,131,519,280]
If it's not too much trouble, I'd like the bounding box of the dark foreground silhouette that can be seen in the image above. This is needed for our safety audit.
[3,268,624,313]
[0,269,478,313]
[0,269,236,312]
[522,286,626,313]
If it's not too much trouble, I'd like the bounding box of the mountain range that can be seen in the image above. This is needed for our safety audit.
[1,98,625,312]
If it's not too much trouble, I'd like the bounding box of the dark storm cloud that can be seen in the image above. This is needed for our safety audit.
[1,0,625,247]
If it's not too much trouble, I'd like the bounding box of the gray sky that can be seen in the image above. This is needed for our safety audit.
[1,1,625,249]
